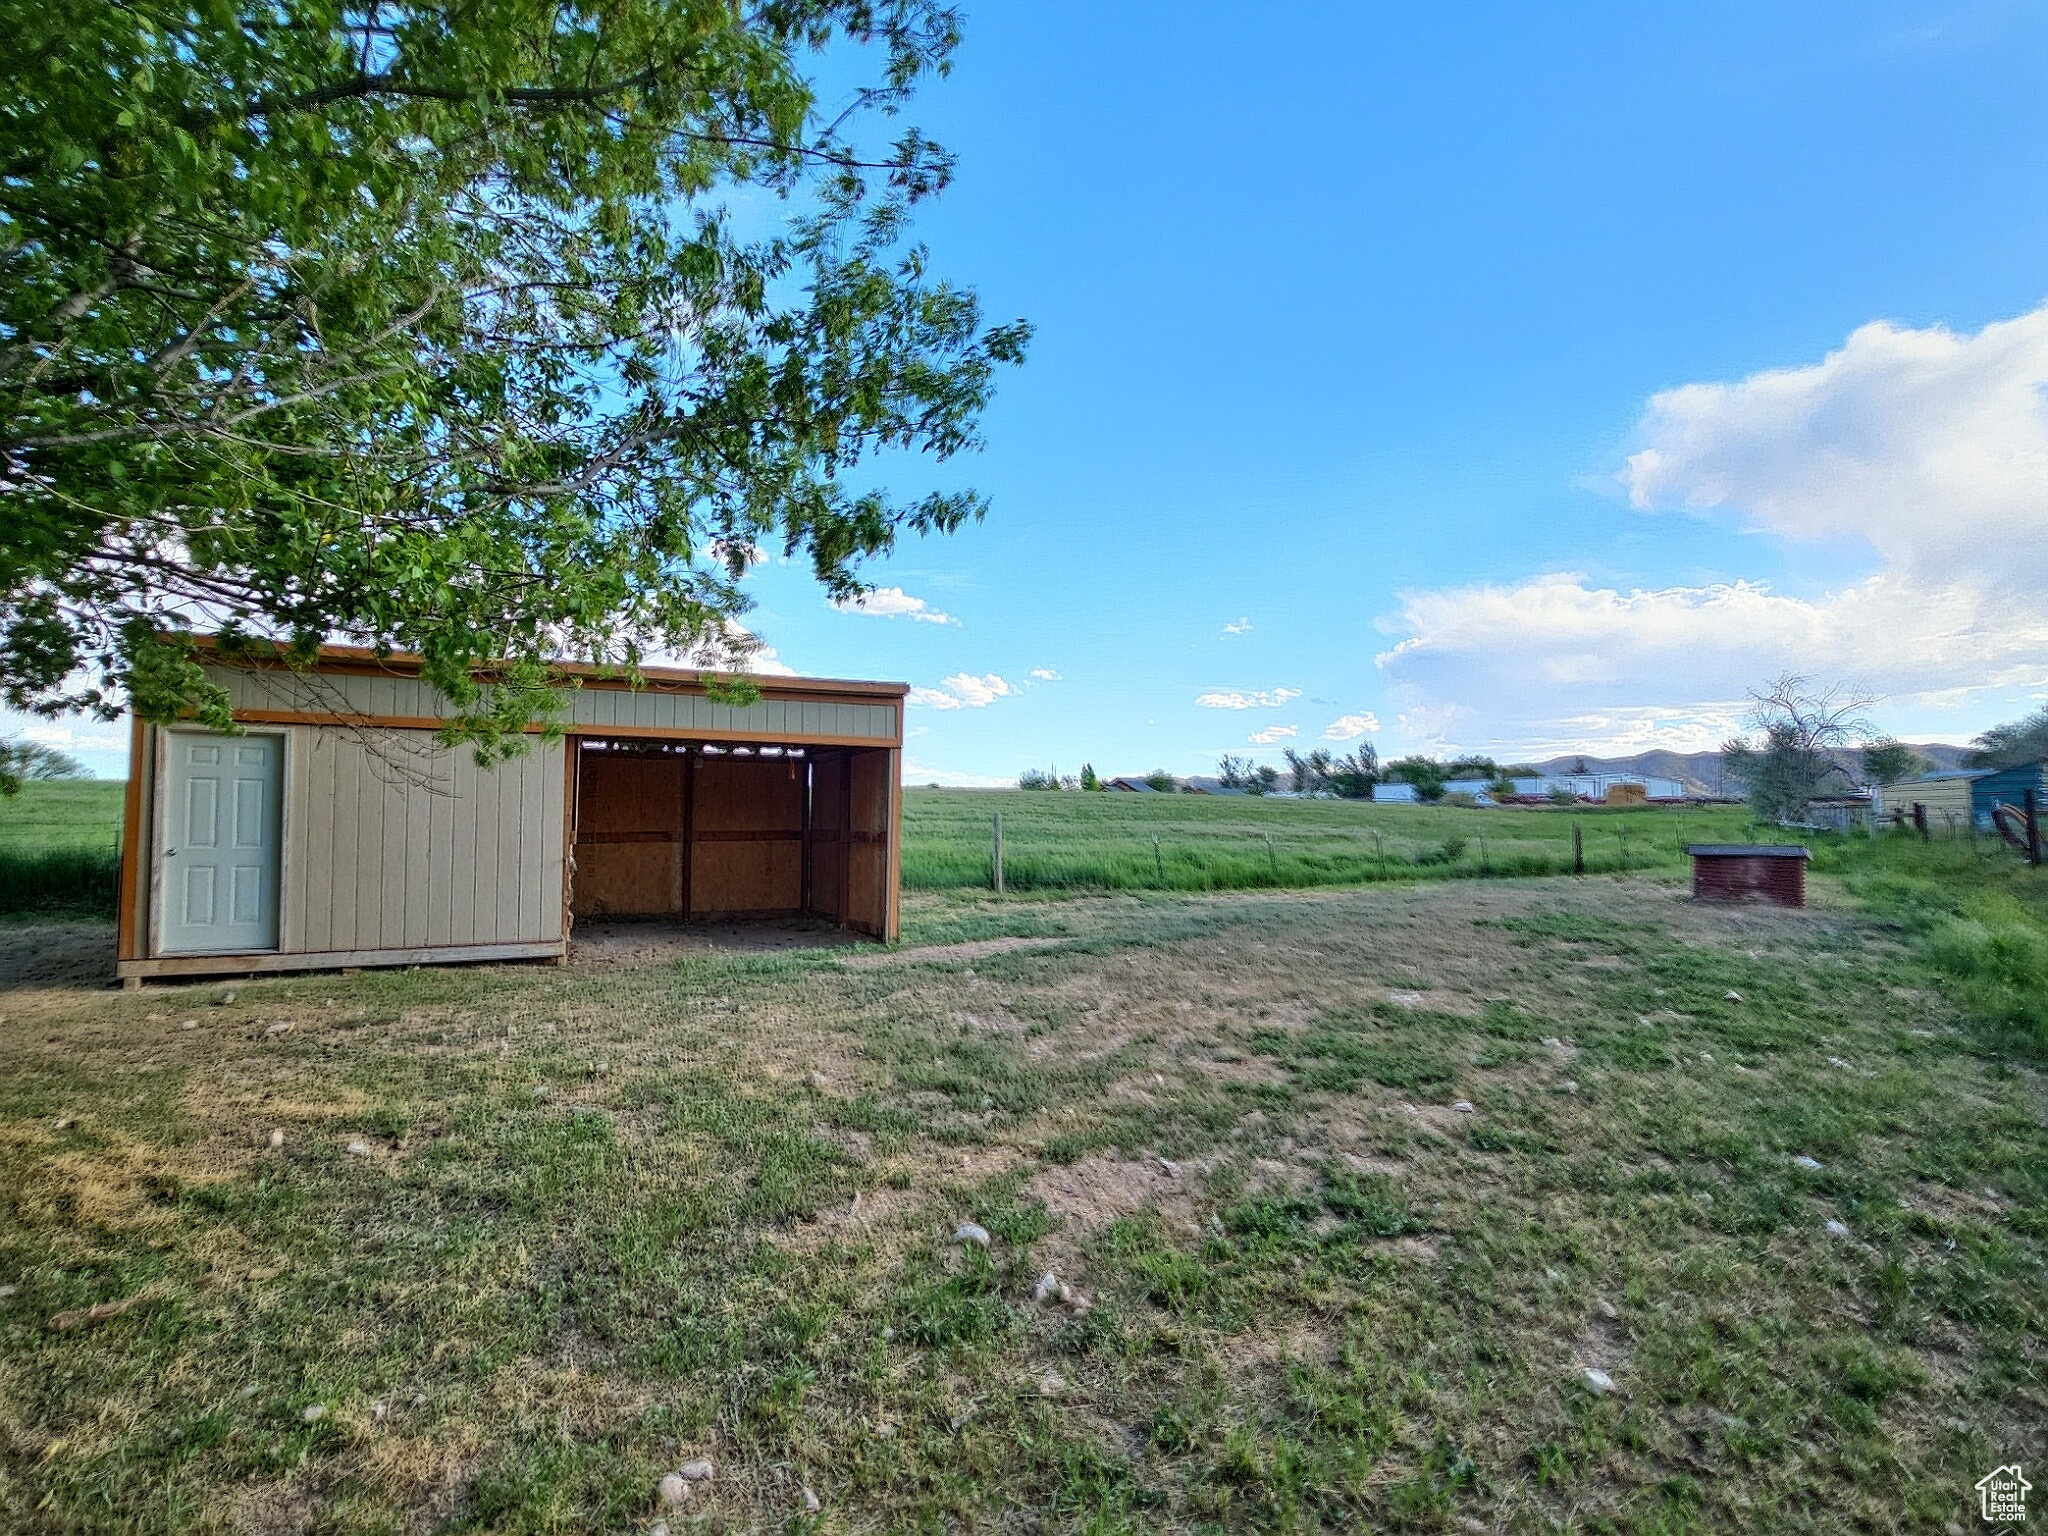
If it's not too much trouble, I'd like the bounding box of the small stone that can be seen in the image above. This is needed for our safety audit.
[588,1060,608,1077]
[1451,1100,1476,1114]
[952,1222,991,1248]
[806,1071,829,1091]
[1039,1371,1067,1398]
[1724,990,1743,1002]
[1791,1155,1822,1172]
[1389,990,1425,1008]
[1698,1052,1713,1063]
[880,1325,895,1341]
[1458,1520,1490,1536]
[1152,1073,1165,1088]
[1697,1192,1714,1205]
[238,1384,259,1399]
[218,990,236,1005]
[371,1401,388,1421]
[345,1140,371,1156]
[1596,1299,1618,1319]
[978,1095,993,1110]
[652,1523,671,1536]
[1824,1219,1850,1237]
[1158,1158,1180,1178]
[1827,1056,1850,1069]
[1032,1271,1061,1304]
[1559,1080,1579,1094]
[0,1283,17,1301]
[1540,1036,1563,1049]
[179,1020,197,1031]
[873,1420,896,1439]
[264,1021,293,1038]
[266,1128,284,1150]
[803,1487,820,1514]
[1065,1291,1094,1317]
[300,1403,326,1424]
[1579,1368,1615,1395]
[53,1117,74,1131]
[677,1459,713,1482]
[147,1012,166,1022]
[410,1392,428,1407]
[656,1473,690,1510]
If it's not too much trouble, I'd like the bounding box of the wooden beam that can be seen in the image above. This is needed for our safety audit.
[116,939,566,981]
[116,717,147,961]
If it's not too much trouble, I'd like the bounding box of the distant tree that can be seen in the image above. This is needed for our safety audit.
[1446,755,1498,779]
[1967,705,2048,770]
[1216,755,1278,795]
[1548,785,1580,807]
[1383,756,1449,802]
[1079,763,1102,792]
[1502,763,1542,777]
[0,737,88,796]
[1144,769,1178,793]
[1325,747,1377,800]
[1285,747,1332,795]
[1861,737,1929,786]
[1720,674,1873,823]
[1017,768,1059,791]
[1571,758,1589,775]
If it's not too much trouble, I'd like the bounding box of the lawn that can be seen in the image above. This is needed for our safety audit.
[906,789,1757,891]
[0,844,2041,1532]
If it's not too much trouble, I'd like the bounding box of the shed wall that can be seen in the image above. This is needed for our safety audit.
[1897,777,1977,823]
[1691,854,1806,907]
[278,726,565,953]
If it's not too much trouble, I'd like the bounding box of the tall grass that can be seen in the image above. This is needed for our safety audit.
[1819,832,2048,1057]
[0,780,127,916]
[902,789,1756,893]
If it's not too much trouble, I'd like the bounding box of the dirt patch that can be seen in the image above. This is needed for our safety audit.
[1026,1155,1197,1232]
[840,936,1068,970]
[0,920,116,991]
[569,917,864,966]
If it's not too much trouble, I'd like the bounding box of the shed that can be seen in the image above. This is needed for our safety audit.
[116,644,906,985]
[1882,769,1985,831]
[1372,783,1421,804]
[1686,844,1810,907]
[1970,762,2048,830]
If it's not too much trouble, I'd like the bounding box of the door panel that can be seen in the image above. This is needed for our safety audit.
[161,733,282,954]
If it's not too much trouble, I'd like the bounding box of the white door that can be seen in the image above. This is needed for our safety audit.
[160,733,282,954]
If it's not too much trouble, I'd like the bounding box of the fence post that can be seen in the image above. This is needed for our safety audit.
[1618,827,1628,870]
[1266,832,1277,879]
[1573,820,1584,875]
[2027,789,2042,869]
[1479,835,1489,874]
[1153,834,1163,884]
[992,812,1004,894]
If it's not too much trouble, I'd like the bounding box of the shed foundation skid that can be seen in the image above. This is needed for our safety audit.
[116,646,905,983]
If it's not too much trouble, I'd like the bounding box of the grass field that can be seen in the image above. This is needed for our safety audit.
[0,781,126,917]
[906,789,1759,891]
[0,843,2041,1532]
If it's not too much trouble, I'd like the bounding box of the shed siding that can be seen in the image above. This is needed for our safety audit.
[1896,776,1977,823]
[276,726,564,954]
[204,664,897,743]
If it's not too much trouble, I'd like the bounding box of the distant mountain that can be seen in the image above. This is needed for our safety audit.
[1529,744,1971,796]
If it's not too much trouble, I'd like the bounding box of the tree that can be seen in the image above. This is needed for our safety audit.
[1216,755,1277,795]
[0,736,88,795]
[1143,769,1178,793]
[2,0,1028,757]
[1078,763,1102,792]
[1967,705,2048,770]
[1286,744,1375,798]
[1860,737,1929,786]
[1017,768,1058,791]
[1383,756,1448,802]
[1720,674,1873,823]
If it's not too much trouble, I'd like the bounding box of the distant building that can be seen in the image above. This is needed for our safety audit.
[1180,775,1247,796]
[1105,775,1162,793]
[1876,769,1985,829]
[1372,782,1421,804]
[1972,762,2048,829]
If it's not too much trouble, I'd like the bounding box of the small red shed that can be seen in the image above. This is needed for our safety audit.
[1686,844,1810,907]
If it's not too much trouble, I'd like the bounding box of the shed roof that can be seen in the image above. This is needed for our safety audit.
[1686,844,1811,859]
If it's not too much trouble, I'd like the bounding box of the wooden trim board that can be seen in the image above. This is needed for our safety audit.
[225,711,900,748]
[117,717,147,962]
[117,939,566,982]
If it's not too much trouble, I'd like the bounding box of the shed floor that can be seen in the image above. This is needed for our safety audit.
[566,916,869,968]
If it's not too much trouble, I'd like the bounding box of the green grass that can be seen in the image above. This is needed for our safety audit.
[0,780,125,916]
[1,858,2041,1532]
[903,788,1757,892]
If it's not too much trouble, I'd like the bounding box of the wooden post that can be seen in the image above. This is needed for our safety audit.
[1153,834,1163,884]
[1479,835,1489,874]
[992,812,1004,893]
[1266,832,1277,879]
[1573,821,1584,875]
[1618,827,1628,869]
[2026,789,2042,869]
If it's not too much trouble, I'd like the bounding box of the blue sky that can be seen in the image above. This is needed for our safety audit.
[17,2,2048,782]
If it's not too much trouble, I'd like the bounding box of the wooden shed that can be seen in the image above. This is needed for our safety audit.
[116,645,906,985]
[1686,844,1810,907]
[1880,770,1985,832]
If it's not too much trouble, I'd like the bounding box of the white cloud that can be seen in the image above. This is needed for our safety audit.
[908,673,1013,710]
[1620,302,2048,588]
[903,759,1016,788]
[1322,713,1380,741]
[1195,687,1302,710]
[1029,667,1061,681]
[1247,724,1298,745]
[835,586,959,625]
[1378,302,2048,752]
[1222,617,1254,635]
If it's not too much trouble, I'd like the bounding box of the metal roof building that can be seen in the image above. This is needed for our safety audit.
[116,645,907,985]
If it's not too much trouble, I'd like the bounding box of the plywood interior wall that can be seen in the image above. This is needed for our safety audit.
[571,746,813,920]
